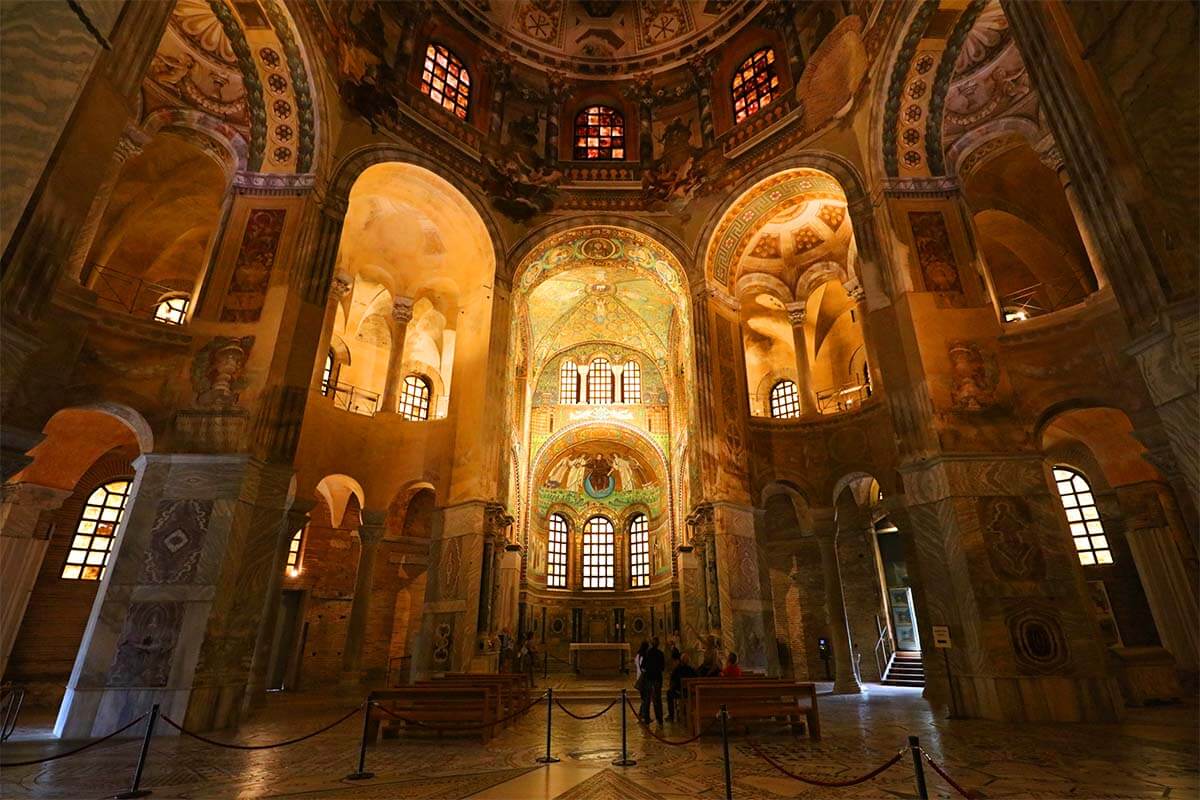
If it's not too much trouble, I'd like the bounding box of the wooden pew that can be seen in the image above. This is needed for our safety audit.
[683,678,820,738]
[418,673,531,726]
[368,686,498,743]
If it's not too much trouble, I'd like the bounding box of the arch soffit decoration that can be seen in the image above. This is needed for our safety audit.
[324,145,505,270]
[697,153,881,299]
[530,420,670,491]
[139,108,250,179]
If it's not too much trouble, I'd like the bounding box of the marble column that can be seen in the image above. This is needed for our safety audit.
[379,297,414,414]
[785,302,818,415]
[709,502,778,674]
[0,482,72,676]
[495,547,521,634]
[67,124,152,283]
[814,511,861,693]
[56,454,293,738]
[486,56,513,144]
[1036,138,1107,292]
[688,55,716,147]
[340,510,387,684]
[244,500,315,708]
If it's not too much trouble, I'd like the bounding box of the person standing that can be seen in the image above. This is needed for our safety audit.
[666,651,696,722]
[639,637,666,726]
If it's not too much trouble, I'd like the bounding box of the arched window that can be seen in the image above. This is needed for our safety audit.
[732,47,780,123]
[1052,466,1112,565]
[769,379,801,419]
[629,513,650,588]
[582,516,614,589]
[420,43,470,120]
[622,360,641,403]
[285,528,304,576]
[573,105,625,160]
[547,513,569,588]
[559,359,579,404]
[398,375,432,421]
[61,479,132,580]
[321,350,335,396]
[588,358,613,404]
[152,293,189,325]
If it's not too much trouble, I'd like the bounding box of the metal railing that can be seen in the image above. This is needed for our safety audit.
[329,382,380,417]
[815,381,872,414]
[86,263,185,321]
[873,614,895,681]
[999,278,1089,322]
[1,684,25,741]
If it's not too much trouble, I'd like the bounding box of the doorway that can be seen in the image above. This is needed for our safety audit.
[267,590,305,690]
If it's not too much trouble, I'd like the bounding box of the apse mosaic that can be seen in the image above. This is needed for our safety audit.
[536,444,662,517]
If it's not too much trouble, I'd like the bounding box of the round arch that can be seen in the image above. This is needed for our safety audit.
[530,420,670,492]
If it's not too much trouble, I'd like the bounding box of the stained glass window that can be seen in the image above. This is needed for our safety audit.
[285,528,304,576]
[548,513,569,588]
[770,380,800,419]
[588,358,613,404]
[399,375,431,421]
[582,516,614,589]
[1053,466,1112,566]
[622,360,641,403]
[573,105,625,160]
[61,480,132,580]
[420,43,470,120]
[732,47,779,123]
[153,294,189,325]
[559,359,579,404]
[629,513,650,588]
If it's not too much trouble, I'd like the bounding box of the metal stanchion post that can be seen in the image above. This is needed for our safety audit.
[345,700,375,780]
[908,735,929,799]
[114,704,159,799]
[612,689,636,767]
[543,650,548,679]
[720,704,733,800]
[535,688,560,764]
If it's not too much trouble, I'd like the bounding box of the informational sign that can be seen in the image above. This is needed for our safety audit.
[931,625,952,649]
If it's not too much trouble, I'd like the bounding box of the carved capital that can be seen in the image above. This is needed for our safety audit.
[392,296,415,324]
[329,272,353,300]
[785,301,807,327]
[114,124,153,163]
[484,501,515,539]
[357,509,388,545]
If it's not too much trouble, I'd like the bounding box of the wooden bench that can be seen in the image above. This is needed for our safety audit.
[684,678,820,739]
[368,686,498,743]
[419,673,531,727]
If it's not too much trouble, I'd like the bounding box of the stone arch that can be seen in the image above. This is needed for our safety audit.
[139,109,249,178]
[314,474,366,529]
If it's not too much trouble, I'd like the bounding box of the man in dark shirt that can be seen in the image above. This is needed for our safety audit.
[639,636,666,725]
[666,651,697,722]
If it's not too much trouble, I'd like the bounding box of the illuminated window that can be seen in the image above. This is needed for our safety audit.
[547,513,569,588]
[420,43,470,120]
[321,350,335,396]
[629,513,649,588]
[769,380,800,419]
[573,105,625,160]
[61,480,132,580]
[398,375,432,421]
[153,293,189,325]
[731,47,780,123]
[285,528,304,576]
[622,360,641,403]
[588,358,613,404]
[559,359,579,404]
[582,516,614,589]
[1053,466,1112,566]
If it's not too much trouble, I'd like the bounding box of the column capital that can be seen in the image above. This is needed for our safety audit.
[392,296,415,324]
[284,499,317,530]
[784,301,807,327]
[329,272,353,300]
[357,509,388,545]
[114,123,152,163]
[692,283,740,315]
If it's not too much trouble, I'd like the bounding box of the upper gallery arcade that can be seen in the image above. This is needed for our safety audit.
[0,0,1196,746]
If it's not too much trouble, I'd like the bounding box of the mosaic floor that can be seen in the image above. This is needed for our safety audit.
[1,679,1196,799]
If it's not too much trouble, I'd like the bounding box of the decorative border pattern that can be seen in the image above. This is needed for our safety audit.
[261,0,316,173]
[882,0,939,178]
[207,0,266,171]
[925,0,987,175]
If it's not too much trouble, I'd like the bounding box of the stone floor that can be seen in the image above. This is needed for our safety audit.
[1,679,1196,799]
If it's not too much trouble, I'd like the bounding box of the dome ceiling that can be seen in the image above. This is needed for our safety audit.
[442,0,760,75]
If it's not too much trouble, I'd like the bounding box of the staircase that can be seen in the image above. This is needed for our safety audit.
[881,651,925,687]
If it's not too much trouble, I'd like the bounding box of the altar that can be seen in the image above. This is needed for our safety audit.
[569,642,631,674]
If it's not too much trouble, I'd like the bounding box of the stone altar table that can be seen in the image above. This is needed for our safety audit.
[569,642,631,674]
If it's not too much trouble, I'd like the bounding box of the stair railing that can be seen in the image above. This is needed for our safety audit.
[873,614,895,679]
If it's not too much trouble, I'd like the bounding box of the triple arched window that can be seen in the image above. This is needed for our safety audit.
[629,513,649,588]
[574,105,625,160]
[582,516,615,589]
[1052,466,1112,565]
[420,43,470,120]
[399,375,432,421]
[547,513,569,588]
[769,379,800,419]
[558,357,642,404]
[732,47,780,124]
[62,479,132,581]
[587,358,614,404]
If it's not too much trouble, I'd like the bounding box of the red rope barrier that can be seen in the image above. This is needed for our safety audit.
[0,713,148,767]
[623,696,719,745]
[372,691,548,731]
[553,698,618,720]
[158,703,362,750]
[921,748,977,799]
[747,739,906,788]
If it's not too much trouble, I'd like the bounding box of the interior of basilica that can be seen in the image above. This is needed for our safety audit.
[0,1,1197,798]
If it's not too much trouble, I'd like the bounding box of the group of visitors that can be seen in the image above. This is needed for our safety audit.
[498,628,539,686]
[633,633,742,725]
